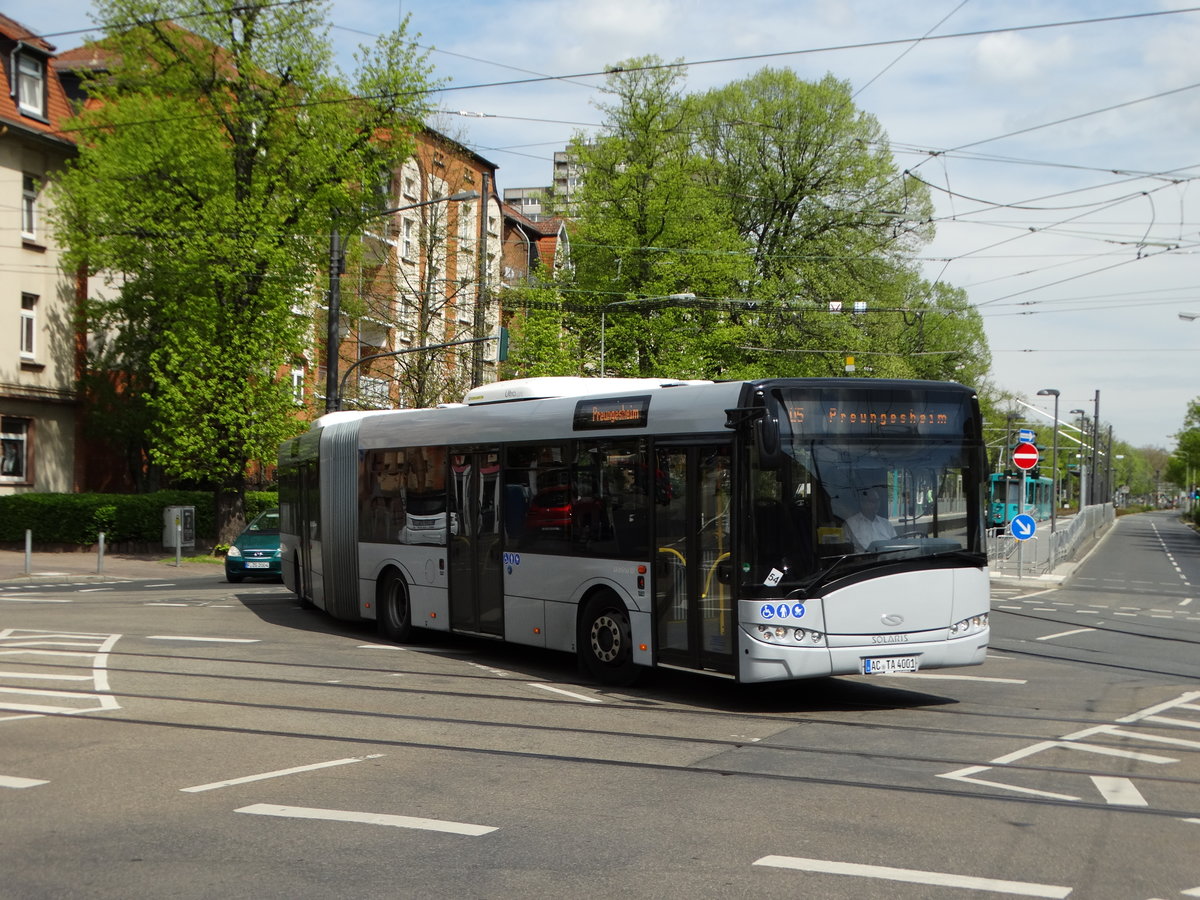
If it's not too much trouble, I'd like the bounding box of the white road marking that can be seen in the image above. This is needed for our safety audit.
[235,804,496,835]
[887,673,1027,684]
[528,683,602,702]
[1116,691,1200,723]
[145,635,260,643]
[0,775,48,789]
[78,588,114,593]
[145,584,176,588]
[1181,885,1200,897]
[1036,627,1095,642]
[1090,776,1147,806]
[145,603,189,607]
[0,596,72,603]
[938,764,1080,801]
[0,670,90,681]
[0,631,121,715]
[752,856,1071,898]
[357,643,403,650]
[181,755,384,792]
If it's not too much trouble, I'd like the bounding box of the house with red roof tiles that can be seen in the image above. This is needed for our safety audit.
[0,13,83,493]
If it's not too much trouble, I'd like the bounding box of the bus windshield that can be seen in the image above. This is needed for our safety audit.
[743,385,985,594]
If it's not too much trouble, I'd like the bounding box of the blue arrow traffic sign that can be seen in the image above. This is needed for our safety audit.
[1010,513,1037,541]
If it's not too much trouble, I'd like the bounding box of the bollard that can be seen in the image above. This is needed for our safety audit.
[175,516,182,568]
[97,532,106,575]
[24,529,31,575]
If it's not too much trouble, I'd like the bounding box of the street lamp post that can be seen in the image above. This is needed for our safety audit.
[325,190,479,413]
[1070,408,1087,509]
[1037,388,1060,534]
[599,292,696,374]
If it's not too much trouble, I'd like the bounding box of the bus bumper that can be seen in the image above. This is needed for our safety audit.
[738,628,990,683]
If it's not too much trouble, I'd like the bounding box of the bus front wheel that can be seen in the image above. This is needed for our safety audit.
[578,592,640,686]
[377,570,413,643]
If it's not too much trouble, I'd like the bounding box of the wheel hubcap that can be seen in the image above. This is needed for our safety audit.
[590,614,622,663]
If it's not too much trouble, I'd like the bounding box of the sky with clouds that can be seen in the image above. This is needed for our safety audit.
[20,1,1200,451]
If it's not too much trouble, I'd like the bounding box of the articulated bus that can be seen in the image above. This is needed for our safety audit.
[278,377,990,685]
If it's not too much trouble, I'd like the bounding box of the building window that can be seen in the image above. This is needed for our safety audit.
[291,367,305,404]
[403,176,418,200]
[1,417,29,482]
[20,294,37,359]
[16,52,46,118]
[402,219,415,262]
[21,174,37,240]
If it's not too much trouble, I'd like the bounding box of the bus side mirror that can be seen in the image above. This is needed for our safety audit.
[754,415,785,469]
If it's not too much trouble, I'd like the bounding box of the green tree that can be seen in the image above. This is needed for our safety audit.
[562,57,754,377]
[561,61,986,384]
[1170,398,1200,508]
[51,0,434,540]
[499,284,582,378]
[687,69,982,380]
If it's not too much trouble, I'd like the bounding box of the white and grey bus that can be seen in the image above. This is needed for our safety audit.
[278,376,990,685]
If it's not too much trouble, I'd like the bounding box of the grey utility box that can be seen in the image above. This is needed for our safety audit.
[163,506,196,549]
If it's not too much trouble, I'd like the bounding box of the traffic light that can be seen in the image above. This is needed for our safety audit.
[497,327,509,362]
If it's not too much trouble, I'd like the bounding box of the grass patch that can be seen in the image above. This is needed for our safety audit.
[157,554,225,566]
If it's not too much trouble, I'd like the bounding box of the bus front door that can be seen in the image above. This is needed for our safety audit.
[653,444,735,675]
[448,448,504,637]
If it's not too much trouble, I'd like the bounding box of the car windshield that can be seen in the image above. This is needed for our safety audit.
[246,510,280,534]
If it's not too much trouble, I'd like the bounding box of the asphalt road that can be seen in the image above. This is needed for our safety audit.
[1,510,1198,899]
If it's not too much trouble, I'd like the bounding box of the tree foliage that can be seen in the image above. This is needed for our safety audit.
[553,59,988,384]
[50,0,434,539]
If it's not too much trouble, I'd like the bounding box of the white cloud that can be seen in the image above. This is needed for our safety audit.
[975,31,1074,84]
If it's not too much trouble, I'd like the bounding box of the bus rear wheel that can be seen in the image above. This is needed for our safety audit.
[578,592,640,686]
[377,570,413,643]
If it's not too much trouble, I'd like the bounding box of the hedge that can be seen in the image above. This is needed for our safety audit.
[0,491,278,545]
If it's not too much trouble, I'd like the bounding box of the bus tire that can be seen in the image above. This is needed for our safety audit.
[578,591,640,686]
[377,570,413,643]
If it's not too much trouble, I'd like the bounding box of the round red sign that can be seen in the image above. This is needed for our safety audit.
[1012,443,1040,470]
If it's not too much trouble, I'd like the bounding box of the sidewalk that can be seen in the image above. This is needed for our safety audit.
[0,547,223,584]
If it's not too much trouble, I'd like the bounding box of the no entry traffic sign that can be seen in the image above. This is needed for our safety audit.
[1012,443,1039,470]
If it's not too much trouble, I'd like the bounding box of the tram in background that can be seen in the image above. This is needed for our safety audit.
[279,376,990,686]
[987,471,1053,527]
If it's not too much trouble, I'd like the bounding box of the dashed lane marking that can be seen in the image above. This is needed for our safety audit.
[528,683,603,702]
[235,804,496,836]
[181,754,384,793]
[1037,627,1096,642]
[752,856,1071,898]
[145,635,260,643]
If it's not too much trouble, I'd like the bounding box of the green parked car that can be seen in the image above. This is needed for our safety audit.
[225,508,282,583]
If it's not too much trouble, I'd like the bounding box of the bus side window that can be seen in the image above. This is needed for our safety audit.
[603,440,649,559]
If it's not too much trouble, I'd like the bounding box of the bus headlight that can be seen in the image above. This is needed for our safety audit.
[755,624,825,645]
[950,614,988,636]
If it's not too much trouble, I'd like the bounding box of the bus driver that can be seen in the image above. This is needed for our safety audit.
[845,487,896,552]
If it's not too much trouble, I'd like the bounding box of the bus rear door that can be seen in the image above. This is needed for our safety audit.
[448,448,504,636]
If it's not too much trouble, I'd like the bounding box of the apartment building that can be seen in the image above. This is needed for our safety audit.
[326,129,505,412]
[0,14,80,494]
